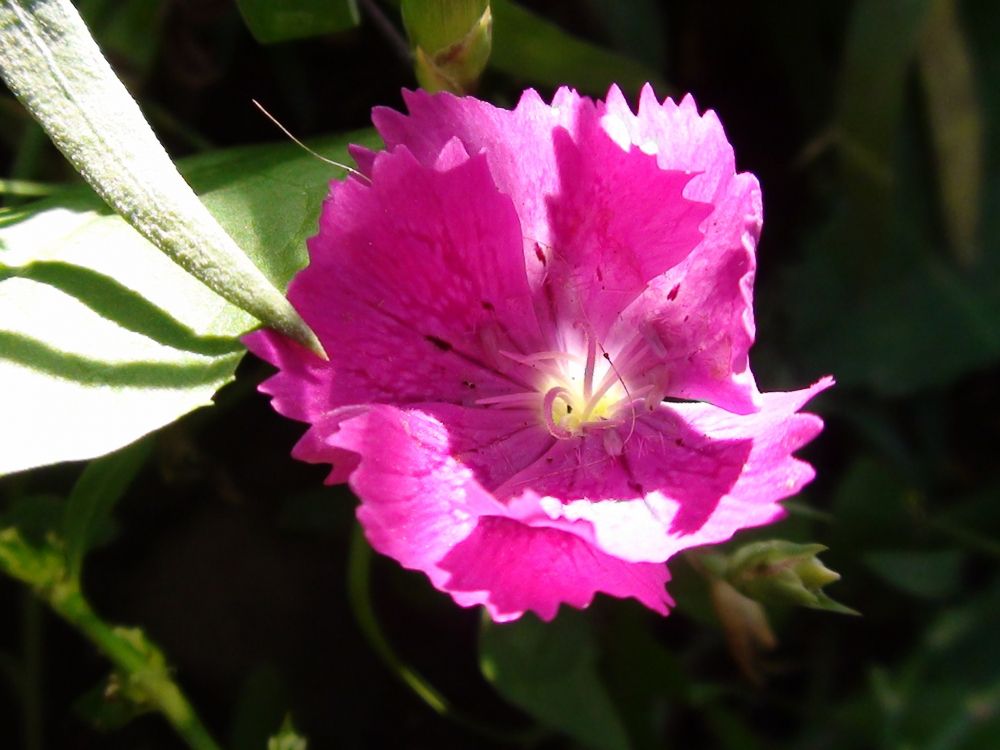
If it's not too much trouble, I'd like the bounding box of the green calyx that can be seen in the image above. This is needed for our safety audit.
[402,0,493,94]
[715,540,859,615]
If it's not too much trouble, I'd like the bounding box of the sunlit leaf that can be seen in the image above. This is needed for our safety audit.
[0,0,320,351]
[0,131,379,476]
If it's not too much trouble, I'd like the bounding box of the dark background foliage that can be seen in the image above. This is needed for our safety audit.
[2,0,999,748]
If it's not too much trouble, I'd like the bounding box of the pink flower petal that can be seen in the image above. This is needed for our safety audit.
[284,143,543,408]
[328,404,670,620]
[604,85,762,412]
[247,85,834,621]
[543,115,712,338]
[439,517,671,621]
[533,379,833,563]
[373,88,570,266]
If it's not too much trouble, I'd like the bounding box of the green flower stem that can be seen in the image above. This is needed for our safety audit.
[346,524,542,746]
[346,525,452,715]
[46,581,222,750]
[0,0,324,357]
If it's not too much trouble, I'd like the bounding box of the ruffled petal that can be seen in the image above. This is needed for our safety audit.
[439,517,671,621]
[603,86,762,412]
[543,110,712,338]
[329,404,670,620]
[286,143,543,407]
[495,379,831,564]
[375,88,711,340]
[373,88,567,274]
[414,402,556,492]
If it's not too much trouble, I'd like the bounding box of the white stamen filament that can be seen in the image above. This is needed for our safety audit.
[542,386,574,438]
[475,392,542,408]
[475,326,666,444]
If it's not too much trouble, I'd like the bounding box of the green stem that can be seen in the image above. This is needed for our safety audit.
[47,582,222,750]
[346,525,452,715]
[346,524,542,746]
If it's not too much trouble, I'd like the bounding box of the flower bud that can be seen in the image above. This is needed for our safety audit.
[401,0,492,93]
[722,540,858,615]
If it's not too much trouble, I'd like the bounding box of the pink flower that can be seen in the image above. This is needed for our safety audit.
[246,84,832,622]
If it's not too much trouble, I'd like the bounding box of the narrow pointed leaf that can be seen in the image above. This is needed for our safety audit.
[63,438,152,581]
[0,0,320,353]
[919,0,984,266]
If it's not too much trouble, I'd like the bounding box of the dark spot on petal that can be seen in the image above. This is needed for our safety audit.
[545,456,554,463]
[675,438,685,447]
[425,334,452,352]
[481,300,495,312]
[534,243,547,265]
[603,352,611,361]
[667,283,680,301]
[565,404,573,414]
[596,266,604,282]
[463,380,476,389]
[628,480,644,495]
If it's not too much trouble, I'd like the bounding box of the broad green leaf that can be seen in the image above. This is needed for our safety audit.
[601,607,694,750]
[480,611,632,750]
[490,0,663,96]
[0,131,380,477]
[63,438,152,580]
[236,0,359,44]
[788,223,1000,394]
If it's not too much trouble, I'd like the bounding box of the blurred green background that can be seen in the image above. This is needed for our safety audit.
[1,0,999,748]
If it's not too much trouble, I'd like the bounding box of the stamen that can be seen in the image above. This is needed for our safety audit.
[583,333,597,401]
[542,386,574,439]
[643,324,668,358]
[475,392,541,408]
[499,349,576,366]
[581,365,627,422]
[603,429,624,457]
[603,383,655,414]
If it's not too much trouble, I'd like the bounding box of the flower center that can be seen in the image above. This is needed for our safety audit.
[476,328,664,441]
[539,338,628,438]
